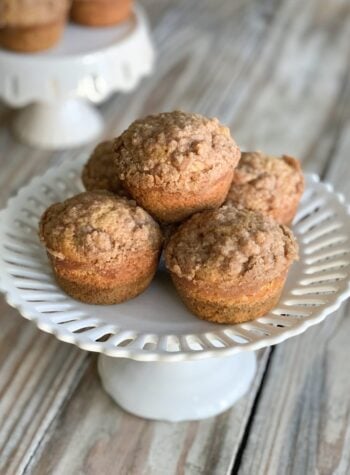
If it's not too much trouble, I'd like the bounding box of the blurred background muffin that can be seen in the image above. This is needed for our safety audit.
[225,151,304,225]
[70,0,132,27]
[0,0,70,52]
[165,205,298,324]
[114,111,241,223]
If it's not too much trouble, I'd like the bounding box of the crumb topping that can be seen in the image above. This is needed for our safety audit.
[39,192,162,264]
[82,141,126,195]
[165,205,298,285]
[226,151,304,213]
[114,111,240,193]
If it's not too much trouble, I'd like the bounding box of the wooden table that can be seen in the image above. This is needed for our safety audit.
[1,0,350,473]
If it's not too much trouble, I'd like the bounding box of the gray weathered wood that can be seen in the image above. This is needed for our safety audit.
[237,67,350,474]
[238,308,350,475]
[0,300,89,475]
[28,352,269,475]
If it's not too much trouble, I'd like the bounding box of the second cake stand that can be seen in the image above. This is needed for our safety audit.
[0,156,349,421]
[0,4,154,149]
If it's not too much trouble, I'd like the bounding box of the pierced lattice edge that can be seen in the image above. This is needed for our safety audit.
[0,160,350,362]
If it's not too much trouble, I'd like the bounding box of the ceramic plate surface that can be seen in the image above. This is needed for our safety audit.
[0,157,349,361]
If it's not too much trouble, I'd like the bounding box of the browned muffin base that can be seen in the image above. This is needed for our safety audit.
[71,0,132,26]
[0,20,65,53]
[171,274,286,324]
[126,171,234,223]
[49,249,159,305]
[54,271,154,305]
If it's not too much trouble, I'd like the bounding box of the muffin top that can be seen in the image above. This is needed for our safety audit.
[0,0,69,27]
[39,192,162,265]
[165,206,298,286]
[114,111,241,193]
[82,141,126,196]
[225,151,304,216]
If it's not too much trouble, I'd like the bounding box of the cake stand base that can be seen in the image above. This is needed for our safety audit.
[98,351,257,421]
[12,100,103,149]
[1,4,154,149]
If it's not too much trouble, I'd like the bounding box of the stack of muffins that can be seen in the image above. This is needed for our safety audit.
[39,110,304,324]
[0,0,133,53]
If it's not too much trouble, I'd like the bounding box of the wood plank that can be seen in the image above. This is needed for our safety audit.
[236,8,350,470]
[0,299,89,475]
[26,352,269,475]
[237,309,350,475]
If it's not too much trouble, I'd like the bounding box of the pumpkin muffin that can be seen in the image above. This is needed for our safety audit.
[0,0,69,52]
[82,141,127,196]
[39,191,162,304]
[113,111,241,223]
[165,206,298,324]
[225,151,304,225]
[71,0,132,27]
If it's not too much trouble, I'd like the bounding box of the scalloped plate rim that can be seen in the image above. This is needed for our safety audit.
[0,160,350,361]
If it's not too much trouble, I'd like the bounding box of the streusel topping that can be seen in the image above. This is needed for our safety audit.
[225,151,304,213]
[39,192,162,264]
[82,141,126,195]
[114,111,240,193]
[165,205,298,285]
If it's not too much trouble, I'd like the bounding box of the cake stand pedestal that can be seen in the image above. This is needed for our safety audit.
[13,100,103,149]
[0,4,154,149]
[98,352,257,421]
[0,156,350,421]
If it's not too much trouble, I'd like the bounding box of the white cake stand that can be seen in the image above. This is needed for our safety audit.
[0,157,350,421]
[0,4,154,149]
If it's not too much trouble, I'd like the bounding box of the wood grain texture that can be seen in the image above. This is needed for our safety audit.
[28,352,269,475]
[0,0,349,473]
[238,309,350,475]
[236,64,350,474]
[0,299,89,475]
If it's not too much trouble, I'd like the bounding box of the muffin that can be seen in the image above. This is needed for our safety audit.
[82,141,127,196]
[225,151,304,225]
[39,191,162,304]
[165,206,298,324]
[0,0,69,52]
[70,0,132,27]
[114,111,241,223]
